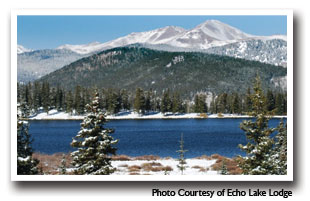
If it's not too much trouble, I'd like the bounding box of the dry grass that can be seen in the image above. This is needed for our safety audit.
[199,113,208,118]
[129,172,140,175]
[194,155,212,160]
[111,155,132,161]
[140,162,172,172]
[210,154,223,160]
[127,165,142,172]
[191,165,203,169]
[211,157,243,175]
[199,167,207,172]
[33,152,72,175]
[118,164,129,168]
[133,155,160,161]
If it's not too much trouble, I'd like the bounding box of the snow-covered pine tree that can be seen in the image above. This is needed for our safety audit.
[177,133,188,175]
[220,159,228,175]
[71,92,118,175]
[270,120,287,175]
[238,75,276,175]
[17,104,39,175]
[59,154,67,175]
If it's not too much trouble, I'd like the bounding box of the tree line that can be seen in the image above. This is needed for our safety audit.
[17,81,287,116]
[17,75,287,175]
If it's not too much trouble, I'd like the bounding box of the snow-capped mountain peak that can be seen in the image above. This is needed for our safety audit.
[56,41,104,54]
[195,20,253,41]
[17,45,33,54]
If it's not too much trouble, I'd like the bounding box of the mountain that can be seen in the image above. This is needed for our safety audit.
[57,20,255,53]
[17,49,86,83]
[18,20,287,82]
[39,46,287,97]
[57,26,187,54]
[165,20,253,49]
[56,20,287,65]
[17,45,32,54]
[205,38,287,67]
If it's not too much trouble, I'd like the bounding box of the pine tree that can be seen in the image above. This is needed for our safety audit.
[66,90,74,114]
[71,92,118,175]
[33,81,42,111]
[270,120,287,175]
[217,93,228,113]
[194,94,207,113]
[41,82,50,113]
[134,88,145,114]
[177,133,188,175]
[231,93,241,114]
[172,92,182,114]
[266,90,276,113]
[275,93,286,115]
[59,154,67,175]
[74,85,83,114]
[145,90,152,113]
[17,104,39,175]
[56,85,63,111]
[161,89,171,114]
[245,87,253,114]
[120,89,130,111]
[220,159,228,175]
[238,75,276,175]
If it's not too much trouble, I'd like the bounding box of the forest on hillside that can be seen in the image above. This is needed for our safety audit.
[17,81,287,117]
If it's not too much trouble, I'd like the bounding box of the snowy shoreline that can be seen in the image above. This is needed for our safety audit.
[27,109,287,120]
[33,153,236,175]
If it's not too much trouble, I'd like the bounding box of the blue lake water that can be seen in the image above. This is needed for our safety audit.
[28,118,284,158]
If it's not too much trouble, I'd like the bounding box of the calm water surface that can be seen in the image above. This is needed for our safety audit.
[28,118,284,158]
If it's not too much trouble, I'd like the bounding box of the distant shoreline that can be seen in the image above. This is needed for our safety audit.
[25,110,287,121]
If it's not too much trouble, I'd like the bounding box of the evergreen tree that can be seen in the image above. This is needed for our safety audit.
[134,88,145,114]
[41,82,50,113]
[66,90,74,114]
[161,89,172,114]
[177,133,188,175]
[231,93,241,114]
[17,104,39,175]
[172,92,182,114]
[26,82,34,112]
[270,120,287,175]
[71,92,118,175]
[194,94,207,113]
[266,90,276,113]
[238,75,276,175]
[59,154,67,175]
[245,87,253,113]
[56,85,63,111]
[120,89,130,110]
[220,159,228,175]
[275,93,286,115]
[219,93,228,113]
[74,85,83,114]
[33,81,42,111]
[145,90,152,113]
[209,96,217,114]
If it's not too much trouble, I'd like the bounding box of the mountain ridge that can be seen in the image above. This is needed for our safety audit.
[38,46,287,97]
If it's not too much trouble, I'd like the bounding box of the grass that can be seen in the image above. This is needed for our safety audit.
[211,157,243,175]
[31,152,241,175]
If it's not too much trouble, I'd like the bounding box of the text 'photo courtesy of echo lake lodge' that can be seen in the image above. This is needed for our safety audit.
[15,14,290,179]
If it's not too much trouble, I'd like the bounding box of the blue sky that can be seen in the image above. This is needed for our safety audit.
[17,15,287,50]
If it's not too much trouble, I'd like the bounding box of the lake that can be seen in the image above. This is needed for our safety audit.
[28,118,285,158]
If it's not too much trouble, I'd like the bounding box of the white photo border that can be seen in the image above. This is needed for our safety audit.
[11,8,293,181]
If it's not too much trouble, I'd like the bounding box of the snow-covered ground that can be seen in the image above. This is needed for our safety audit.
[64,158,218,175]
[28,109,286,120]
[29,109,84,120]
[112,158,218,175]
